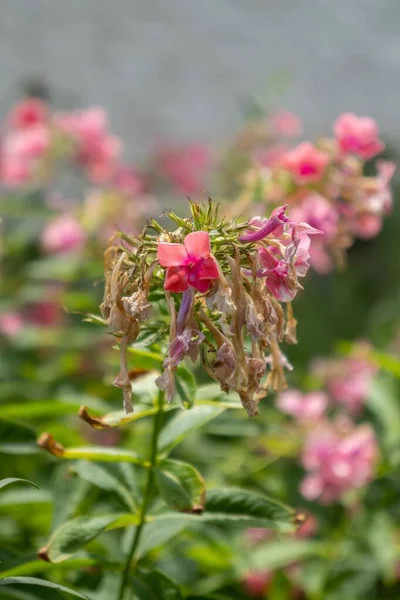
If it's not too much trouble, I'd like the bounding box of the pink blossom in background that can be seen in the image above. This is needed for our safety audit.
[1,156,31,187]
[255,143,289,168]
[4,125,51,160]
[41,214,85,254]
[27,300,63,327]
[0,312,23,336]
[157,231,219,293]
[308,241,334,274]
[277,389,328,422]
[246,527,274,545]
[290,194,339,241]
[7,97,49,130]
[55,107,121,183]
[334,113,384,160]
[295,513,318,538]
[327,357,378,414]
[280,142,329,184]
[113,166,144,197]
[269,110,302,138]
[351,213,383,239]
[157,142,211,194]
[301,420,378,504]
[242,571,272,598]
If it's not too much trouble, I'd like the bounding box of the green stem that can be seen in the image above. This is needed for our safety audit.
[117,390,164,600]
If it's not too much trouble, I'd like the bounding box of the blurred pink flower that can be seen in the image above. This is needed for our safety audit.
[55,107,121,183]
[27,300,63,327]
[1,157,31,187]
[295,513,318,538]
[157,231,219,293]
[113,165,144,196]
[246,527,274,545]
[328,357,377,414]
[7,98,49,130]
[308,241,334,274]
[41,214,85,254]
[334,113,384,159]
[269,110,302,138]
[290,194,339,241]
[301,420,378,503]
[277,389,328,422]
[351,213,382,239]
[0,312,23,336]
[256,143,289,167]
[4,125,50,160]
[242,570,272,597]
[281,142,329,183]
[157,142,211,194]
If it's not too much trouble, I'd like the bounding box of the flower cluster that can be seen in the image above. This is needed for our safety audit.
[276,342,379,504]
[235,113,395,272]
[300,417,378,504]
[100,200,318,416]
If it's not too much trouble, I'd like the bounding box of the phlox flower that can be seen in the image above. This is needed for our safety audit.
[7,97,48,129]
[334,112,384,159]
[157,231,219,293]
[277,389,328,422]
[41,214,85,254]
[280,142,329,183]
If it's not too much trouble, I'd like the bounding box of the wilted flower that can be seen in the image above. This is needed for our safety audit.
[100,201,316,414]
[301,419,378,504]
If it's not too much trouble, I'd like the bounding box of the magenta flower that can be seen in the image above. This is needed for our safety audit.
[334,113,384,159]
[277,389,328,422]
[157,231,219,293]
[280,142,329,183]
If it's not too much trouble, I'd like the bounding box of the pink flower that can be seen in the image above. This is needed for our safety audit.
[255,143,289,168]
[4,125,50,160]
[157,142,211,195]
[351,213,382,239]
[55,107,121,183]
[157,231,219,293]
[7,98,48,129]
[0,312,23,336]
[301,421,378,503]
[27,300,63,327]
[41,215,85,254]
[280,142,329,183]
[269,110,302,138]
[113,166,144,196]
[334,113,384,159]
[277,389,328,422]
[290,194,339,241]
[242,571,272,598]
[328,358,377,414]
[1,157,31,187]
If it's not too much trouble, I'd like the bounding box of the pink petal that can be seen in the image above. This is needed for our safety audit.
[157,242,187,267]
[184,231,211,258]
[164,266,189,292]
[195,256,219,280]
[189,277,213,293]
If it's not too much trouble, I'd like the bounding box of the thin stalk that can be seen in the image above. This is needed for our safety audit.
[117,390,164,600]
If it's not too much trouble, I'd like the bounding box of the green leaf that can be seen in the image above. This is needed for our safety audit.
[133,570,182,600]
[0,577,89,599]
[126,347,163,370]
[203,489,294,531]
[40,514,139,562]
[175,365,197,408]
[71,461,139,511]
[252,540,329,571]
[0,420,38,455]
[156,459,205,512]
[158,405,226,452]
[367,512,398,581]
[368,377,400,464]
[0,479,39,492]
[51,466,91,529]
[136,516,189,559]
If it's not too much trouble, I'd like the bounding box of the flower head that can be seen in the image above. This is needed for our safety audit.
[7,97,48,129]
[157,231,219,293]
[334,113,384,159]
[280,142,329,183]
[277,389,327,422]
[41,215,85,254]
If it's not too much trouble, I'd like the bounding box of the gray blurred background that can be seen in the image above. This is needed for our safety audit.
[1,0,399,161]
